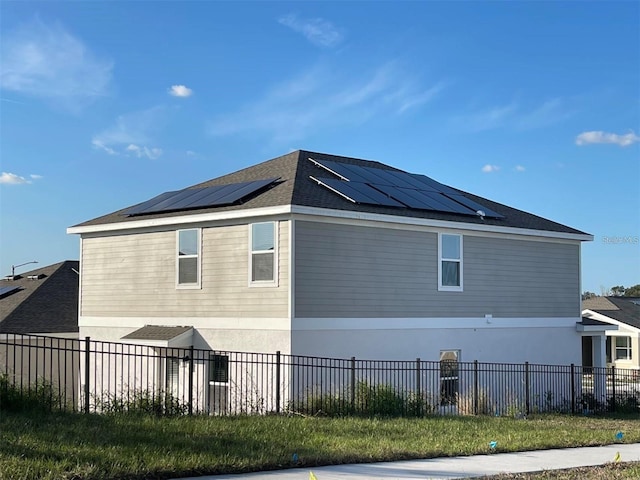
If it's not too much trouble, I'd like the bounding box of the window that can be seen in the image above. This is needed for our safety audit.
[438,233,463,291]
[615,336,632,361]
[250,222,277,285]
[166,357,180,392]
[440,350,460,406]
[177,229,200,288]
[209,354,229,383]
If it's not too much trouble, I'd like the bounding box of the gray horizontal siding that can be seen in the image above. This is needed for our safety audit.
[294,221,580,318]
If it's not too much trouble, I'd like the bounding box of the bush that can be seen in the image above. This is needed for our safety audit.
[93,388,189,416]
[292,382,432,418]
[0,373,63,413]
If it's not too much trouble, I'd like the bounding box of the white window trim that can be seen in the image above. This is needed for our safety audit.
[176,228,202,289]
[438,233,463,292]
[614,336,632,361]
[248,221,279,287]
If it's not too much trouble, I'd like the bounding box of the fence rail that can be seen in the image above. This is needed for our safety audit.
[1,333,639,416]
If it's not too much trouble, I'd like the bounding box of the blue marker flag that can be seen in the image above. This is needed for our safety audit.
[616,431,624,440]
[489,441,497,449]
[292,453,299,462]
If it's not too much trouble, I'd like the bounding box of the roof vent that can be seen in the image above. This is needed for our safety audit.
[28,274,45,280]
[3,275,20,281]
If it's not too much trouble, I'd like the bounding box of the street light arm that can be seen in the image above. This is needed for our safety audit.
[11,261,38,277]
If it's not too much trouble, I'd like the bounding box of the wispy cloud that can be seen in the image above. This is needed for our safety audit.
[0,18,112,110]
[0,172,42,185]
[453,98,570,132]
[126,144,163,160]
[209,62,445,142]
[168,85,193,98]
[92,106,165,159]
[278,13,344,47]
[481,164,500,173]
[515,165,526,172]
[575,130,639,147]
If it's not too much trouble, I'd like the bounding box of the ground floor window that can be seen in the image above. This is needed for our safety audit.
[440,350,460,406]
[614,336,632,361]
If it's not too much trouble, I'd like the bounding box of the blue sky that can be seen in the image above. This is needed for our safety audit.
[1,1,638,293]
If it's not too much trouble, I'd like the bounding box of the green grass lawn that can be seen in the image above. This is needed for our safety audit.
[0,412,639,480]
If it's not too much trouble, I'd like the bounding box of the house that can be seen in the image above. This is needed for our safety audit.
[66,150,593,363]
[0,260,79,336]
[0,261,80,407]
[582,296,640,370]
[67,150,594,411]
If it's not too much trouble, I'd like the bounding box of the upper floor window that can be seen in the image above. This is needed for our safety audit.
[250,222,277,285]
[177,228,201,288]
[438,233,463,291]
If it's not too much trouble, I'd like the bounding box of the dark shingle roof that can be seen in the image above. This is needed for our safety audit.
[0,261,79,334]
[122,325,192,341]
[583,297,640,329]
[72,150,589,235]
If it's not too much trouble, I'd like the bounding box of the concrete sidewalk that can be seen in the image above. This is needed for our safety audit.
[174,443,640,480]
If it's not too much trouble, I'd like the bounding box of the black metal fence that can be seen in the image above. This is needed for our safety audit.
[1,333,639,416]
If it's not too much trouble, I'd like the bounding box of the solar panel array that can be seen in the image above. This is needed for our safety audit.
[125,178,279,216]
[0,285,22,299]
[309,158,503,218]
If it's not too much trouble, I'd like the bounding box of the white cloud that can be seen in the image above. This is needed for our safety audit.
[0,172,42,184]
[168,85,193,97]
[515,165,526,172]
[0,172,29,184]
[209,62,445,142]
[481,164,500,173]
[575,130,639,147]
[92,106,165,159]
[126,144,163,160]
[186,150,196,156]
[278,14,344,47]
[0,19,112,109]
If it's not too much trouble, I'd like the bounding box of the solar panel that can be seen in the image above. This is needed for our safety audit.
[308,157,504,218]
[0,285,22,299]
[311,177,405,207]
[445,194,504,218]
[125,178,279,216]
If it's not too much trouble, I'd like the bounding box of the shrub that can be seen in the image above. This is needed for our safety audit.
[93,388,189,416]
[0,373,63,413]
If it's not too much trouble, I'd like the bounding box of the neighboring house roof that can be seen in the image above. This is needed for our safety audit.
[0,261,79,334]
[70,150,590,237]
[582,296,640,330]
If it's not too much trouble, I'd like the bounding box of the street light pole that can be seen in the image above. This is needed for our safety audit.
[11,261,38,277]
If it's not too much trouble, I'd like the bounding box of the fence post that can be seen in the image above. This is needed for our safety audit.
[350,357,356,412]
[84,336,90,414]
[570,363,575,414]
[473,360,479,416]
[188,346,194,415]
[275,351,281,414]
[524,362,530,416]
[415,358,421,416]
[610,366,616,413]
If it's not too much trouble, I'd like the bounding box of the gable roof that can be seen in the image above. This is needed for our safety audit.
[582,296,640,330]
[70,150,589,237]
[0,261,79,335]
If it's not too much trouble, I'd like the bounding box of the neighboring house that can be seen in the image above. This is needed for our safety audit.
[67,150,594,369]
[0,261,80,405]
[582,296,640,370]
[0,260,79,336]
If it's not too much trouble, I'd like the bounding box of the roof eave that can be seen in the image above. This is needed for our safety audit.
[67,203,593,242]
